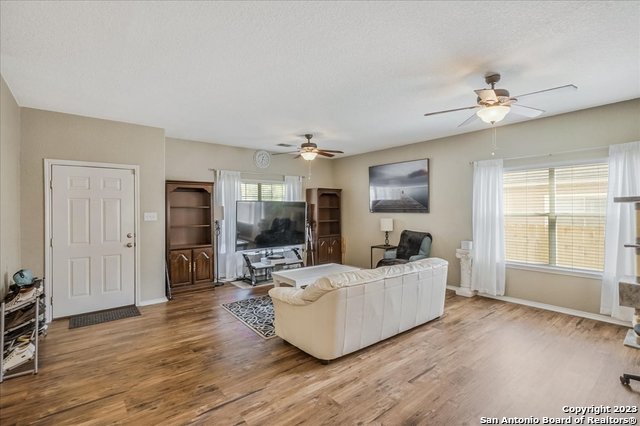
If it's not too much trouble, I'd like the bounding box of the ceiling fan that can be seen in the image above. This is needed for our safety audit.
[276,134,344,160]
[424,73,577,127]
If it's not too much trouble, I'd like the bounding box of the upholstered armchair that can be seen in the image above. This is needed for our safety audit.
[376,230,432,267]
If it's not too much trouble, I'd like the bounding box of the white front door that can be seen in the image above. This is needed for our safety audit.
[51,165,136,318]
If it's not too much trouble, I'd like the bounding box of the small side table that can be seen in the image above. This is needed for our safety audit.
[370,244,398,268]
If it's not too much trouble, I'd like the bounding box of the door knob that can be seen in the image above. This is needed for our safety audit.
[126,243,134,248]
[127,233,133,238]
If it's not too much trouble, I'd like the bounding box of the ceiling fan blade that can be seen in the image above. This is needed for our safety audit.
[293,154,301,159]
[273,151,300,155]
[514,84,577,100]
[316,149,344,154]
[510,104,545,118]
[316,152,335,158]
[474,89,498,103]
[458,113,480,127]
[424,105,478,117]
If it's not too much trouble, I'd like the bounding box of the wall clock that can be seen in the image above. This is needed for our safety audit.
[254,150,271,169]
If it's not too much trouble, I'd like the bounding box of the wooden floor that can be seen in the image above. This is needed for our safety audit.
[1,285,639,425]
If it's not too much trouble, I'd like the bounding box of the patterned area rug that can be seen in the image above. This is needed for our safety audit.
[221,295,275,339]
[69,305,141,329]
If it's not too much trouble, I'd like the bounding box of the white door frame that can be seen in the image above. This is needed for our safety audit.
[44,159,141,321]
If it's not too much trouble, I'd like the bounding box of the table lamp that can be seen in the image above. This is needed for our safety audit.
[380,218,393,246]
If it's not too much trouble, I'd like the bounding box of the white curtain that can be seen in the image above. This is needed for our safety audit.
[471,159,506,296]
[284,175,303,201]
[216,170,243,280]
[601,141,640,322]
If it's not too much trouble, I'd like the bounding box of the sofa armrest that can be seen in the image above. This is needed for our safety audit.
[268,287,309,306]
[408,254,427,262]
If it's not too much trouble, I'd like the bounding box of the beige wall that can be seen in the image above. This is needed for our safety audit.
[334,99,640,314]
[21,108,166,303]
[0,76,21,297]
[165,137,335,189]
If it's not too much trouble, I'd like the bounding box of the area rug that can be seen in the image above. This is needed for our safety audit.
[228,279,274,290]
[221,295,275,339]
[69,305,141,329]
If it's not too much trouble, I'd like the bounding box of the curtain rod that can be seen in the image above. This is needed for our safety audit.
[469,144,611,165]
[208,168,306,178]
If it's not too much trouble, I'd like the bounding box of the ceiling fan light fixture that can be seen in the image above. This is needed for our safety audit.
[301,151,317,161]
[476,105,510,124]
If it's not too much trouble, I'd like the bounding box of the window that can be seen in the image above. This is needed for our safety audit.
[240,181,284,201]
[503,162,608,272]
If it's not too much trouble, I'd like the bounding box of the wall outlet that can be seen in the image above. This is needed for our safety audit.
[143,212,158,221]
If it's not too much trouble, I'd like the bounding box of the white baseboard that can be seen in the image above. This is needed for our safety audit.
[137,297,168,307]
[446,285,631,327]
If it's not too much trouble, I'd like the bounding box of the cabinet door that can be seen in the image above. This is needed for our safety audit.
[317,237,331,264]
[193,247,213,283]
[330,237,342,264]
[169,249,192,286]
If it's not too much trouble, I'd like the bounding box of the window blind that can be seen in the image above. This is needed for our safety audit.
[240,182,260,201]
[240,182,284,201]
[503,162,608,272]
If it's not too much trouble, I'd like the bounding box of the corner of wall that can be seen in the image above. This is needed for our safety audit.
[0,74,22,298]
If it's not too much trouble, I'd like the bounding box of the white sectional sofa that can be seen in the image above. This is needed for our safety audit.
[268,257,448,362]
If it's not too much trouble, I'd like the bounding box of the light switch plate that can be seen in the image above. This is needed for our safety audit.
[144,212,158,221]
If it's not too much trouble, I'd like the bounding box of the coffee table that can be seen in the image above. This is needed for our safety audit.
[271,263,361,289]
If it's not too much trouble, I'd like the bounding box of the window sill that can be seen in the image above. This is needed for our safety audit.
[506,262,603,280]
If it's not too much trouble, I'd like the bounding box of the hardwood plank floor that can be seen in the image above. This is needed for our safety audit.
[1,285,639,425]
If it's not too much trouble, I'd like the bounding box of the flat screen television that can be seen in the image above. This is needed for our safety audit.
[235,201,306,251]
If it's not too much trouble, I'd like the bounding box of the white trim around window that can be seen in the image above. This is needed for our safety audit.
[506,261,602,280]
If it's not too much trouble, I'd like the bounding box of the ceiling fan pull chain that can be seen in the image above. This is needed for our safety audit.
[308,160,312,180]
[491,125,498,156]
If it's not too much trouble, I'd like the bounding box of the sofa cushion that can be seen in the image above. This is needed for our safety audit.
[269,287,308,305]
[301,269,385,302]
[295,258,445,304]
[299,261,437,303]
[375,263,409,277]
[413,257,447,269]
[419,236,432,257]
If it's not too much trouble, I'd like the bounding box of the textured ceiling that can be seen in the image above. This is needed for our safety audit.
[1,1,639,156]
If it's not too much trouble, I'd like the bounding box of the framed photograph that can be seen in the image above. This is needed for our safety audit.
[369,159,429,213]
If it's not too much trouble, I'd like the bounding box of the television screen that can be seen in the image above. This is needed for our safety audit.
[235,201,306,251]
[369,159,429,213]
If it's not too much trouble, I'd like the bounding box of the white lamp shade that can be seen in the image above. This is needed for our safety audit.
[380,218,393,232]
[300,151,318,161]
[213,205,224,221]
[476,105,510,124]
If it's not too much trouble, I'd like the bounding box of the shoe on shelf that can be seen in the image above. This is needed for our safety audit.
[2,342,35,373]
[4,329,35,350]
[5,305,36,330]
[16,333,33,344]
[4,287,41,311]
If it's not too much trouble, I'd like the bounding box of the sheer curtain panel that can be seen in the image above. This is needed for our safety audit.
[471,159,506,296]
[216,170,243,280]
[601,141,640,321]
[284,176,303,201]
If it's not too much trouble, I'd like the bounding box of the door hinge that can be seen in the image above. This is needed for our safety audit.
[50,296,53,306]
[49,179,53,189]
[50,238,53,247]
